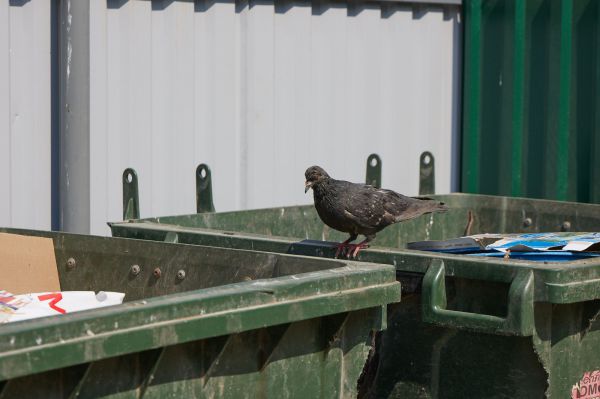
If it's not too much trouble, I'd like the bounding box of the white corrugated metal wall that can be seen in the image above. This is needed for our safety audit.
[0,0,55,230]
[1,0,461,235]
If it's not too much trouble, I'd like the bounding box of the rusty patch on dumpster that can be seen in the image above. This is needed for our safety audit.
[580,301,600,341]
[356,329,379,399]
[571,370,600,399]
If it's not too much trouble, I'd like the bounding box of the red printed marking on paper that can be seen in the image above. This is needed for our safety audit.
[572,371,600,399]
[0,290,15,303]
[37,293,66,314]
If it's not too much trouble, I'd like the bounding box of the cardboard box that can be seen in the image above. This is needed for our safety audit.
[0,233,60,294]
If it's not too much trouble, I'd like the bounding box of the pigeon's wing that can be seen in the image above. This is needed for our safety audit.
[380,190,419,222]
[332,181,447,232]
[411,196,434,200]
[349,187,445,224]
[388,194,448,222]
[340,185,409,231]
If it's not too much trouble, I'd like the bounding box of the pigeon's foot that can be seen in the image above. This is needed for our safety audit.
[334,235,359,258]
[335,242,350,258]
[346,242,370,258]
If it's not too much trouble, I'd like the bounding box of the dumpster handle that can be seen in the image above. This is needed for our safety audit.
[365,154,382,189]
[196,163,215,213]
[123,168,140,220]
[422,259,534,336]
[419,151,435,196]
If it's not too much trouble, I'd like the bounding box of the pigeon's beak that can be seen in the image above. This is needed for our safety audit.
[304,181,312,193]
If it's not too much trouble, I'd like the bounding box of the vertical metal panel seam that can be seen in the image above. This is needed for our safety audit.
[511,0,525,197]
[556,0,573,200]
[451,4,464,193]
[7,1,12,225]
[463,0,482,193]
[594,1,600,202]
[238,0,248,210]
[149,0,154,216]
[271,3,276,193]
[51,0,60,230]
[193,1,197,217]
[104,1,110,222]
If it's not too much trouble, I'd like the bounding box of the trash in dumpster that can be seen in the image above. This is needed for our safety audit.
[0,232,125,323]
[487,232,600,252]
[0,232,61,294]
[0,290,125,323]
[408,232,600,262]
[405,234,507,253]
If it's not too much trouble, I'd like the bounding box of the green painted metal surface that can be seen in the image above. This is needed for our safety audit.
[365,154,382,189]
[111,193,600,397]
[419,151,435,196]
[196,163,215,213]
[122,168,140,220]
[422,259,535,336]
[462,0,600,203]
[0,229,399,398]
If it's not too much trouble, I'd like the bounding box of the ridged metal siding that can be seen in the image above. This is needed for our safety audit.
[462,0,600,203]
[90,0,462,234]
[1,0,461,234]
[0,0,54,230]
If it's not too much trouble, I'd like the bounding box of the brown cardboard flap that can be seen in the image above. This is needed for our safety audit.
[0,233,60,294]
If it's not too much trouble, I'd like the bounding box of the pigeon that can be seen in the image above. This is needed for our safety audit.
[304,165,448,258]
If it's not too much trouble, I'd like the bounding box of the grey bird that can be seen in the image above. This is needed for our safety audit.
[304,165,448,258]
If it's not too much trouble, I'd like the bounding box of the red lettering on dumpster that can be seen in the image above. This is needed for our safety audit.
[572,371,600,399]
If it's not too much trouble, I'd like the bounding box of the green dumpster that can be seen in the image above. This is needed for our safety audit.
[111,193,600,398]
[0,228,400,398]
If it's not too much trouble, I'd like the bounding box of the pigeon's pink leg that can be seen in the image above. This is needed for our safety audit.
[346,237,372,258]
[335,235,357,258]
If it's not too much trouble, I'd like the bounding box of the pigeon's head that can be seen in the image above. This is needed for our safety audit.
[305,166,330,193]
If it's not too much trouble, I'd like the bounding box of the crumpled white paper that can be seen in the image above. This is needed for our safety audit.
[0,290,125,323]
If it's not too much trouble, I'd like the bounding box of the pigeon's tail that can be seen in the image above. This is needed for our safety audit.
[433,201,449,213]
[409,196,449,213]
[394,199,448,223]
[419,200,448,215]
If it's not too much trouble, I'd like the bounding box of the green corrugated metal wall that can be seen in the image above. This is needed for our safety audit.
[461,0,600,203]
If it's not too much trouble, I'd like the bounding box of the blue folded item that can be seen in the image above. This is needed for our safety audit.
[486,233,600,253]
[469,251,600,262]
[407,233,600,262]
